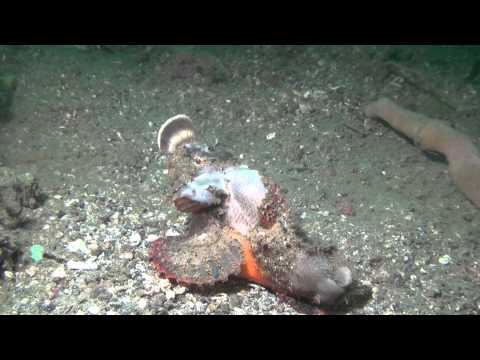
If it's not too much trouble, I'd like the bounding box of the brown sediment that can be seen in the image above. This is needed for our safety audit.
[365,97,480,208]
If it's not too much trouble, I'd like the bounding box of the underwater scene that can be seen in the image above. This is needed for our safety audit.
[1,45,480,315]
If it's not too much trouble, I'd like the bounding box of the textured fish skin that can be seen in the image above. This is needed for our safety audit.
[150,114,362,308]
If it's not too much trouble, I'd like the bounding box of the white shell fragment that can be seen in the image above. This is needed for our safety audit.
[266,132,276,140]
[129,232,142,246]
[66,239,90,255]
[66,259,98,271]
[438,255,452,265]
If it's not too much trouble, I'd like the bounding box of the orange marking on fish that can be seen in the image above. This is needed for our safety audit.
[225,229,271,288]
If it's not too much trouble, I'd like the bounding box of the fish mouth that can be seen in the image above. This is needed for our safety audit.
[173,195,214,213]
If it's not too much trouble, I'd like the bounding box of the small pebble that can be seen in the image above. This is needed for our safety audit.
[129,232,142,247]
[164,300,174,310]
[266,132,276,140]
[155,307,168,315]
[229,295,242,308]
[218,303,230,314]
[145,234,159,243]
[165,228,181,237]
[88,241,101,256]
[174,286,187,295]
[25,266,38,277]
[137,298,148,310]
[51,265,67,280]
[158,278,171,290]
[120,252,134,260]
[87,304,101,315]
[66,259,98,271]
[165,289,176,301]
[40,301,56,313]
[438,255,451,265]
[93,287,112,301]
[66,239,89,255]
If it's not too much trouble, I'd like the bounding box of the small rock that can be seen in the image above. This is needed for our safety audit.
[298,103,312,114]
[145,234,159,243]
[164,300,175,310]
[93,286,113,301]
[174,286,187,295]
[207,303,218,313]
[165,228,180,237]
[66,259,98,271]
[165,289,176,301]
[232,306,246,315]
[66,239,90,255]
[155,307,168,315]
[88,241,102,256]
[266,132,276,140]
[137,298,148,310]
[25,266,38,277]
[152,294,166,309]
[218,303,230,314]
[194,301,206,313]
[129,232,142,247]
[158,278,171,290]
[229,295,242,308]
[51,265,67,280]
[120,252,134,260]
[87,304,101,315]
[438,255,451,265]
[40,301,56,313]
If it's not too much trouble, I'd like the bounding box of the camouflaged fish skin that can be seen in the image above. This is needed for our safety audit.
[151,115,353,306]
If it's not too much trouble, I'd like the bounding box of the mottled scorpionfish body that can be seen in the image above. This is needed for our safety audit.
[149,114,355,308]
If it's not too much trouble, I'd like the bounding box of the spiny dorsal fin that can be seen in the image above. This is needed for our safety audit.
[157,114,195,154]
